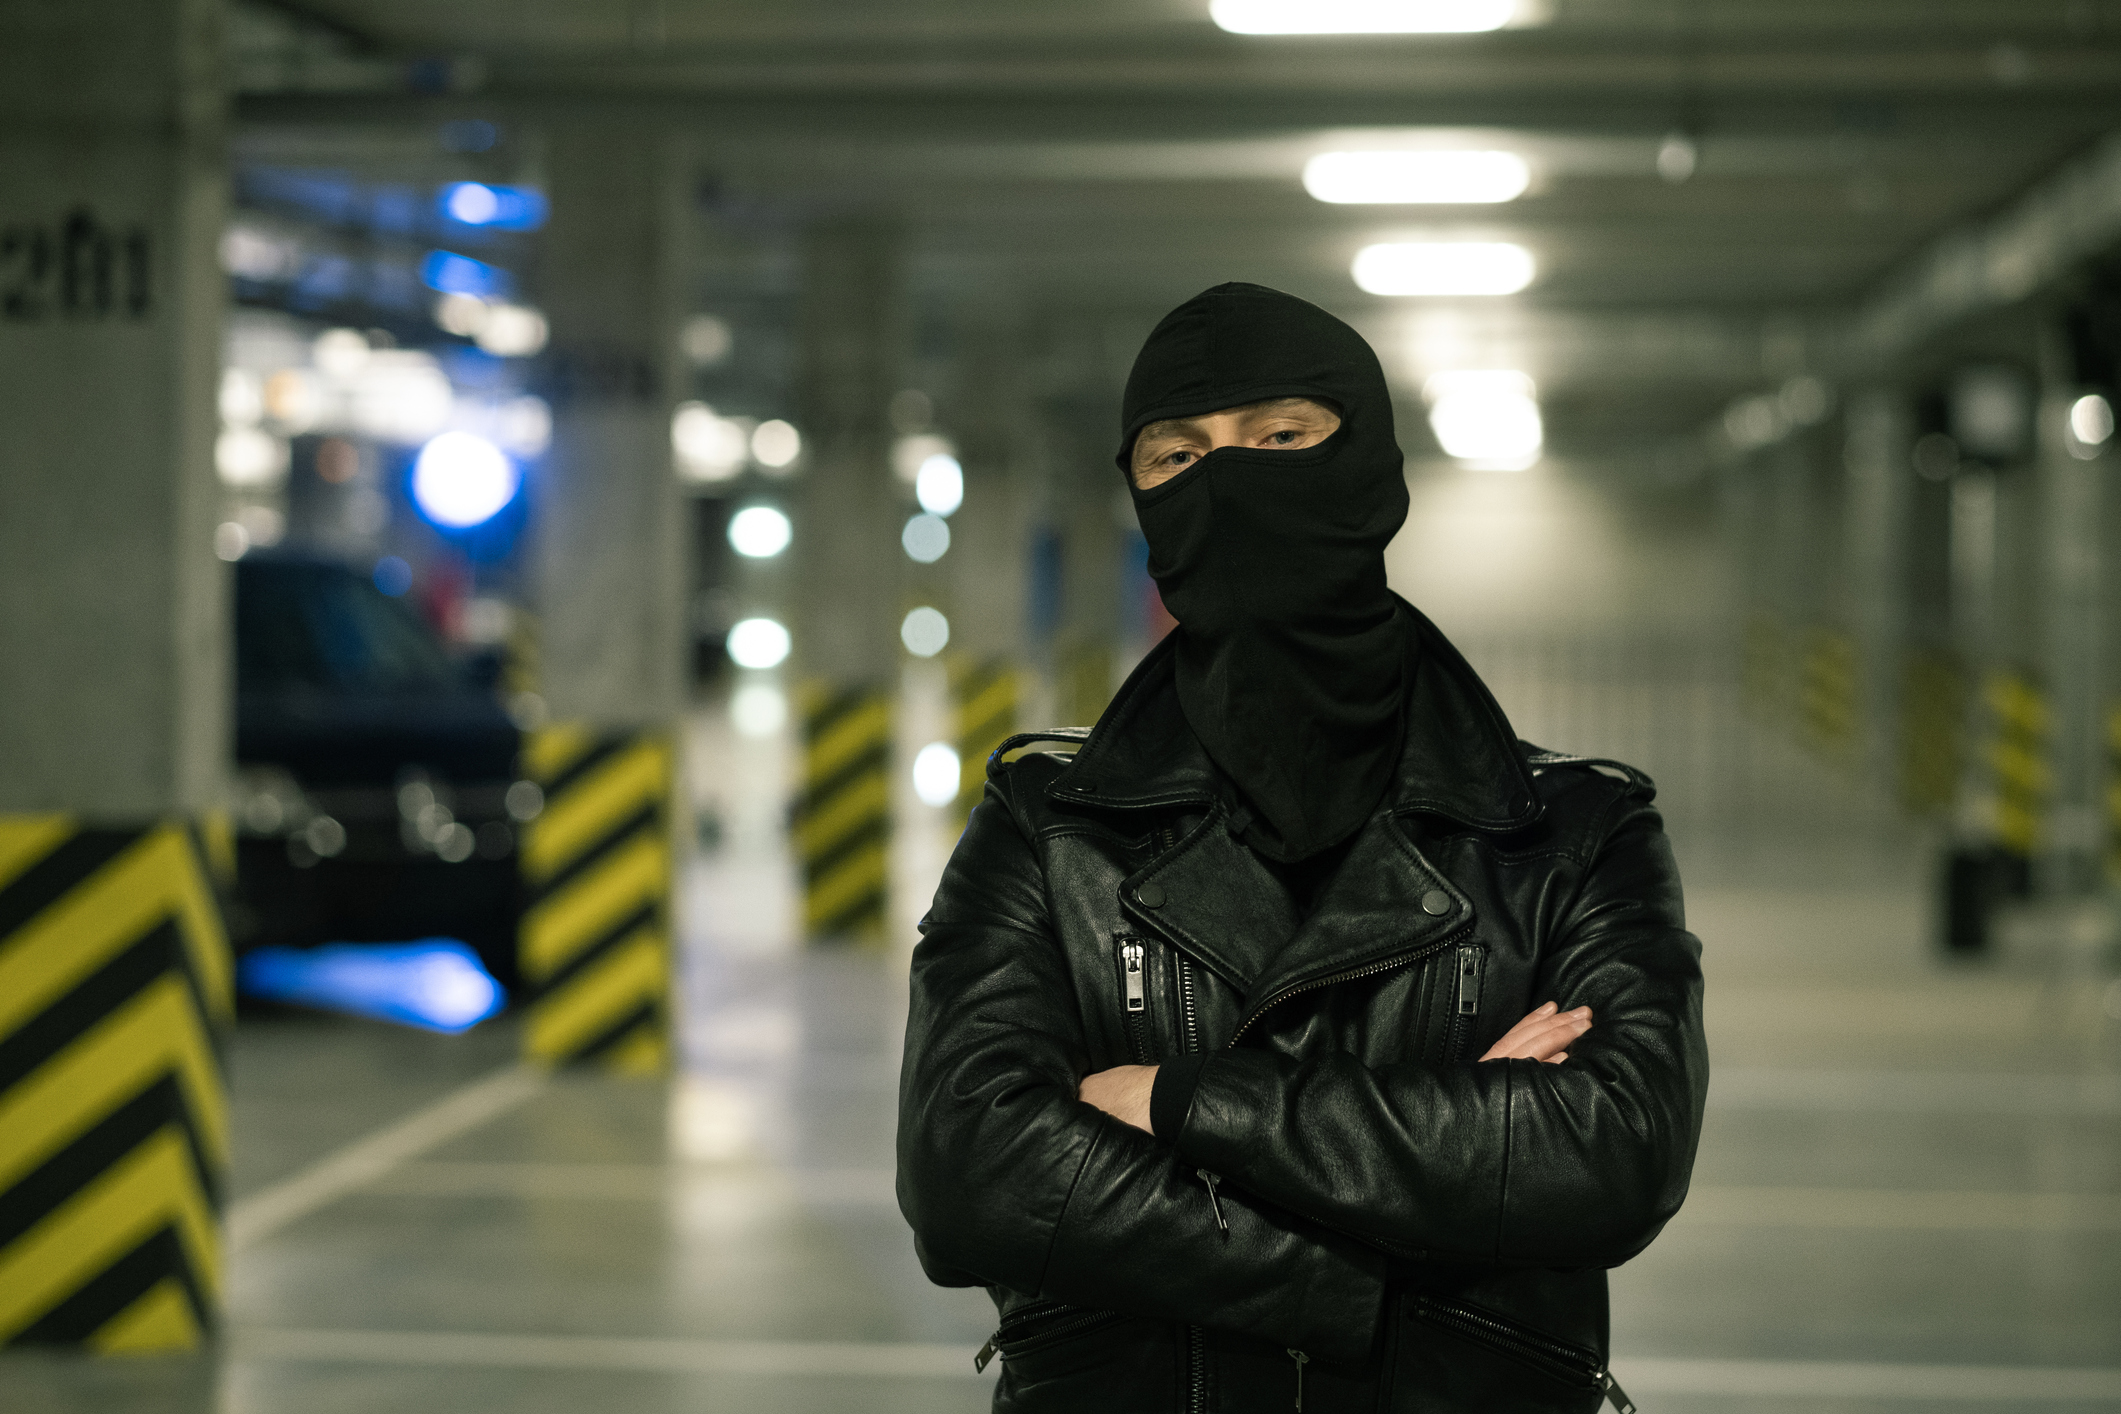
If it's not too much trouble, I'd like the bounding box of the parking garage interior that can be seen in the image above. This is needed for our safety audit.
[4,1,2121,1411]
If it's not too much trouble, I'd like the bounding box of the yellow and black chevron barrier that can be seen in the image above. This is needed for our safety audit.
[951,657,1018,824]
[519,725,672,1074]
[1899,649,1968,817]
[1798,626,1857,763]
[795,682,891,944]
[1986,670,2050,859]
[0,817,230,1352]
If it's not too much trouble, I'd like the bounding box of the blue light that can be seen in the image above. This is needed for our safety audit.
[237,940,506,1034]
[419,249,513,299]
[412,432,521,529]
[373,555,414,596]
[438,182,548,232]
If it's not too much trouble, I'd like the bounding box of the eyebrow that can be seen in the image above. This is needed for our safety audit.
[1136,399,1331,445]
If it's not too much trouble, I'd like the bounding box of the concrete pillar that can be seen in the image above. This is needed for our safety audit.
[517,125,689,1070]
[0,2,227,815]
[1038,310,1128,729]
[789,217,904,943]
[1842,391,1914,789]
[2034,374,2106,896]
[534,127,688,730]
[944,314,1036,815]
[0,0,234,1351]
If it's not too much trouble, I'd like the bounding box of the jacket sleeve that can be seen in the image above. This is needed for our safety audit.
[896,772,1386,1362]
[1161,793,1708,1269]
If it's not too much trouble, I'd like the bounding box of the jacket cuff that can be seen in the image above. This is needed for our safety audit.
[1150,1052,1210,1141]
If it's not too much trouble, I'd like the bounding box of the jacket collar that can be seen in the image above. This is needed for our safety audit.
[1050,595,1540,834]
[1052,599,1541,1012]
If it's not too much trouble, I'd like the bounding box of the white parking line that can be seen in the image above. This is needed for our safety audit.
[226,1064,546,1250]
[1708,1068,2121,1115]
[229,1328,2121,1400]
[1678,1185,2121,1232]
[369,1160,900,1205]
[231,1326,993,1379]
[1613,1356,2121,1402]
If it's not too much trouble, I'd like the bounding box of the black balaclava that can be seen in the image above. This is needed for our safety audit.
[1117,282,1411,863]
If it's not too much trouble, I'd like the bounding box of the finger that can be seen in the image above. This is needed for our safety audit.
[1542,1052,1568,1064]
[1513,1015,1592,1050]
[1482,1007,1594,1061]
[1489,1009,1565,1052]
[1502,1019,1592,1061]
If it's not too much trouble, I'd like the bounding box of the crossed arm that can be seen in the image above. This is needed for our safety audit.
[1080,1001,1594,1133]
[900,780,1706,1356]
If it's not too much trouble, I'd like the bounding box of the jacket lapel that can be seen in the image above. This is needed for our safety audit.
[1120,812,1296,993]
[1235,813,1470,1022]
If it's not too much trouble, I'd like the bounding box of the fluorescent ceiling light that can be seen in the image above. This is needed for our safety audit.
[1423,370,1542,470]
[1352,242,1534,296]
[1212,0,1517,34]
[1305,151,1529,204]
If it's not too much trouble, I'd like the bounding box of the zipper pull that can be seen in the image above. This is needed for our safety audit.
[1456,945,1483,1017]
[1197,1168,1230,1236]
[1287,1349,1309,1411]
[975,1334,999,1373]
[1600,1370,1636,1414]
[1122,939,1146,1013]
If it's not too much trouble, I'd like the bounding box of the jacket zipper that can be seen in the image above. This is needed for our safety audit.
[1230,927,1471,1045]
[1177,949,1201,1053]
[1115,932,1152,1064]
[1448,943,1486,1059]
[1287,1348,1309,1410]
[1412,1294,1636,1412]
[974,1305,1130,1373]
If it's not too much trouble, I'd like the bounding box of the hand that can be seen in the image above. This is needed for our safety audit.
[1479,1001,1591,1064]
[1079,1064,1158,1133]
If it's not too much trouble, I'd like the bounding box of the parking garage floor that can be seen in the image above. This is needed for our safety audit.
[8,744,2121,1414]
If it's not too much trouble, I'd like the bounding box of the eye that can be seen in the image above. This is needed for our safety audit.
[1164,449,1196,467]
[1265,428,1301,446]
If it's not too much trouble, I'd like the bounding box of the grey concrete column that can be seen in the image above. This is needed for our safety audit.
[945,314,1036,665]
[1842,390,1914,790]
[0,0,228,815]
[787,216,905,944]
[533,125,689,728]
[520,125,688,1068]
[791,216,905,685]
[0,0,237,1353]
[2035,383,2106,895]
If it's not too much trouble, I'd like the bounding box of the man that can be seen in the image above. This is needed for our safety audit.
[897,282,1707,1413]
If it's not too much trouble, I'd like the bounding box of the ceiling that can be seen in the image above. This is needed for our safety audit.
[234,0,2121,461]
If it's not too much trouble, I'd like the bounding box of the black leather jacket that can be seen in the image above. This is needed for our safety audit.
[898,606,1707,1413]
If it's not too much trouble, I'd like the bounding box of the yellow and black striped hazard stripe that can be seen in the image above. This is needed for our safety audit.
[1986,670,2050,859]
[0,817,230,1352]
[951,657,1017,824]
[795,682,891,943]
[1798,625,1857,761]
[519,725,672,1074]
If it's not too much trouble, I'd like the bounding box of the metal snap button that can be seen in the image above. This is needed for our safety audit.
[1420,888,1452,916]
[1136,882,1166,909]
